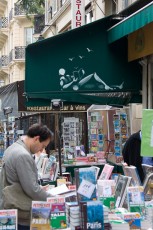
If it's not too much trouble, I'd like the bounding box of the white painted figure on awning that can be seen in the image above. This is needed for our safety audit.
[59,47,124,91]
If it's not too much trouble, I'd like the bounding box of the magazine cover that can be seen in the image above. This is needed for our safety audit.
[0,209,17,230]
[121,212,141,230]
[47,196,67,229]
[30,201,51,230]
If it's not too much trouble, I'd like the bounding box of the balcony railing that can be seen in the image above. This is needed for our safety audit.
[0,55,9,68]
[14,4,26,16]
[9,46,25,63]
[34,14,45,34]
[0,17,8,29]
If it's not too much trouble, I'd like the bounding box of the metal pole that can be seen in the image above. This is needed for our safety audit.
[58,112,62,177]
[6,114,9,148]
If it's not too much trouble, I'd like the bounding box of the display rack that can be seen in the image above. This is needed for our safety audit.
[113,113,129,156]
[87,105,117,155]
[63,117,82,157]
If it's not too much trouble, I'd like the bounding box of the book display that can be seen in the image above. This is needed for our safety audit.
[113,113,129,156]
[63,117,82,159]
[87,111,105,154]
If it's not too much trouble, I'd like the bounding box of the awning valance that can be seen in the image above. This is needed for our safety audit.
[108,2,153,43]
[25,16,142,106]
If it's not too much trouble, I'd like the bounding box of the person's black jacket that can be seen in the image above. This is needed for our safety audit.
[122,130,144,183]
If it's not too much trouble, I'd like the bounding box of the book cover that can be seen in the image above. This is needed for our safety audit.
[142,164,153,176]
[83,201,104,230]
[90,166,100,179]
[47,196,67,229]
[75,167,97,202]
[99,164,114,180]
[121,212,141,230]
[97,179,116,197]
[97,179,116,209]
[124,165,141,186]
[127,186,145,216]
[41,161,59,181]
[0,209,17,230]
[115,175,132,208]
[30,201,51,230]
[99,196,116,210]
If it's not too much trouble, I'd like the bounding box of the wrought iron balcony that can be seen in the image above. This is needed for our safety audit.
[0,17,8,29]
[34,14,45,34]
[9,46,25,63]
[0,55,9,68]
[14,4,26,16]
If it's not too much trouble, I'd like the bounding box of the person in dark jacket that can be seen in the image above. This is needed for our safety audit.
[122,130,145,183]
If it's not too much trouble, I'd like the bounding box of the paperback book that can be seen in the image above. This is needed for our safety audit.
[123,165,141,186]
[99,164,114,180]
[0,209,17,230]
[121,212,141,230]
[114,175,132,208]
[127,186,145,216]
[82,201,104,230]
[97,179,116,209]
[47,196,67,229]
[75,167,97,202]
[30,201,51,230]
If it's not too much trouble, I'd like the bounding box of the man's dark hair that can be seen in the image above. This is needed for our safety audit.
[27,123,53,142]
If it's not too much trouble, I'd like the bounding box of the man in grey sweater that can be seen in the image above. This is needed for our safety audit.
[0,123,53,230]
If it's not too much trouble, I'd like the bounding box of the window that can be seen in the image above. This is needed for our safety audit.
[45,0,52,24]
[0,80,5,88]
[24,28,36,46]
[52,0,58,15]
[85,4,93,24]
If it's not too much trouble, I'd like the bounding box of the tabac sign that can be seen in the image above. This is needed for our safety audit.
[71,0,85,29]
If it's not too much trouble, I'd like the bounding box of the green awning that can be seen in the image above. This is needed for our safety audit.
[108,2,153,43]
[25,16,142,106]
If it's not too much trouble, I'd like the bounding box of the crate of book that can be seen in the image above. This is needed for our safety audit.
[30,201,51,230]
[0,209,17,230]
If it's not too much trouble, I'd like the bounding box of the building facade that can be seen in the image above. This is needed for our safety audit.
[0,0,36,86]
[0,0,145,134]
